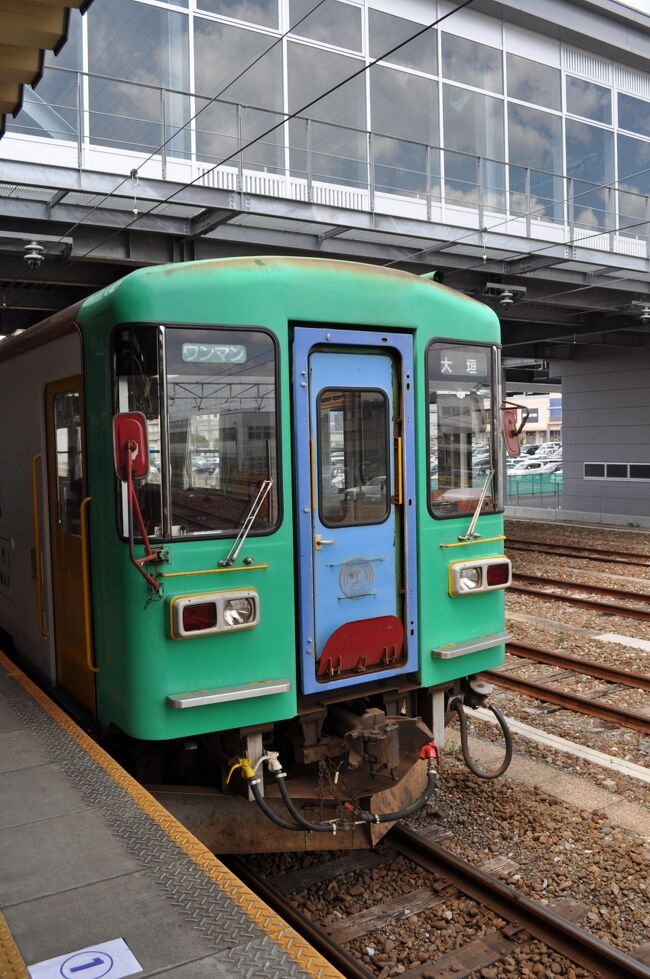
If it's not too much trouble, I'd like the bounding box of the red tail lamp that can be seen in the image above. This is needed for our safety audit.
[487,562,511,587]
[182,602,217,633]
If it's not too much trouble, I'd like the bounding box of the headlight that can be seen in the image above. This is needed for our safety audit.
[223,597,255,626]
[449,558,511,597]
[459,567,481,590]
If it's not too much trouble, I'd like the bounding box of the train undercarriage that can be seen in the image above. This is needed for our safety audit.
[115,677,510,854]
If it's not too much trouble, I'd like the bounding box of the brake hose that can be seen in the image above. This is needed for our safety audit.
[226,757,303,831]
[274,743,438,829]
[450,698,513,779]
[248,776,304,832]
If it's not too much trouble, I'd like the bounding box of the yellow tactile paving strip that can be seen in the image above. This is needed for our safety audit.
[0,650,343,979]
[0,909,28,979]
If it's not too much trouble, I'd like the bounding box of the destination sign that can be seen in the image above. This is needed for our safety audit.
[430,348,489,382]
[182,343,247,364]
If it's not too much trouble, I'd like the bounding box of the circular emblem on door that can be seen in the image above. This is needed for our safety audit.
[339,559,375,598]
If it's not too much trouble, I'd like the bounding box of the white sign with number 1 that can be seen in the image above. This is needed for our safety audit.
[28,938,142,979]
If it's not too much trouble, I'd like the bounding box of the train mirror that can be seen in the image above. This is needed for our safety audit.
[501,401,530,458]
[113,412,150,481]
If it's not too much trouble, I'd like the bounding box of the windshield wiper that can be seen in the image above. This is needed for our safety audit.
[219,479,273,566]
[459,469,493,541]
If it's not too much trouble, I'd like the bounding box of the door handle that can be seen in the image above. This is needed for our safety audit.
[314,534,335,549]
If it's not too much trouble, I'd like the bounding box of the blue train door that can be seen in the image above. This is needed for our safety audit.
[293,328,418,695]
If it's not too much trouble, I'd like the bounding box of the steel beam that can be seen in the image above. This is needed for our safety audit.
[187,207,240,240]
[1,159,647,276]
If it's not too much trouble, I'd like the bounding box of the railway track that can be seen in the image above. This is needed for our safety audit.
[506,536,650,568]
[506,639,650,690]
[510,571,650,622]
[482,639,650,735]
[230,827,650,979]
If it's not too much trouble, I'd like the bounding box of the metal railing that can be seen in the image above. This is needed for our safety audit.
[7,66,650,254]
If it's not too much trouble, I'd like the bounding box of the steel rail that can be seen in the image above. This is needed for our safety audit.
[391,826,650,979]
[483,668,650,734]
[225,856,374,979]
[515,571,650,603]
[506,640,650,691]
[509,582,650,622]
[506,536,650,567]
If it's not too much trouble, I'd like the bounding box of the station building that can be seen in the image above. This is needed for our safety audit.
[0,0,649,521]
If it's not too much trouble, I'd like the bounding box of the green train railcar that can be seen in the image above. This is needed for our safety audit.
[0,257,516,853]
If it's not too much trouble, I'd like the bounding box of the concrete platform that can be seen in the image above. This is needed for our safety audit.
[0,650,342,979]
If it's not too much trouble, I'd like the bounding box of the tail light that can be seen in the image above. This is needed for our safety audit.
[182,602,217,633]
[487,562,511,587]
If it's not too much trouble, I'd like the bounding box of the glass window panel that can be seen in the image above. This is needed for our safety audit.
[618,93,650,138]
[194,100,285,173]
[566,77,611,125]
[584,463,605,478]
[165,328,279,537]
[194,19,282,110]
[113,328,162,539]
[441,33,502,93]
[617,133,650,195]
[194,19,283,169]
[617,133,650,237]
[88,0,190,157]
[427,343,497,519]
[318,390,389,528]
[506,53,560,111]
[289,0,362,51]
[508,103,563,223]
[606,464,628,478]
[8,10,81,140]
[369,10,436,75]
[443,85,505,210]
[197,0,278,28]
[566,119,614,230]
[53,393,83,537]
[288,41,366,186]
[630,465,650,480]
[370,65,438,197]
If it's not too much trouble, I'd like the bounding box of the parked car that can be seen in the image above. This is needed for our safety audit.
[193,460,217,474]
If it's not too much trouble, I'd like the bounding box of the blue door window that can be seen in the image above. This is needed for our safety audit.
[318,388,390,527]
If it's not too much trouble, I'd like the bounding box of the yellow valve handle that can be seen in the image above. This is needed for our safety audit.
[226,757,255,784]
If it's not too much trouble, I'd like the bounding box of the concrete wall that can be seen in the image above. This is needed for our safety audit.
[559,349,650,519]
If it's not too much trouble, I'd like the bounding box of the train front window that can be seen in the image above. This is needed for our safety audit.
[427,342,498,518]
[164,328,279,537]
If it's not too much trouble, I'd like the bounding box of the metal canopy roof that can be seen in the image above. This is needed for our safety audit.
[0,0,92,137]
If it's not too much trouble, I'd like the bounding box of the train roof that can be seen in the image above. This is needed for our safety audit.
[0,258,501,361]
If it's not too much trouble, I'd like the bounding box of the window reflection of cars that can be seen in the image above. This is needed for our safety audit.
[509,460,562,476]
[193,460,217,475]
[345,475,386,501]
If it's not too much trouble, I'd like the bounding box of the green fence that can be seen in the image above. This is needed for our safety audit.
[506,472,561,509]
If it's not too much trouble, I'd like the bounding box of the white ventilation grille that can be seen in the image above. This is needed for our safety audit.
[615,67,650,99]
[563,47,612,84]
[196,165,368,210]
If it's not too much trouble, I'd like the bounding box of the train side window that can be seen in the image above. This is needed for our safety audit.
[53,392,83,536]
[317,388,390,527]
[427,342,499,519]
